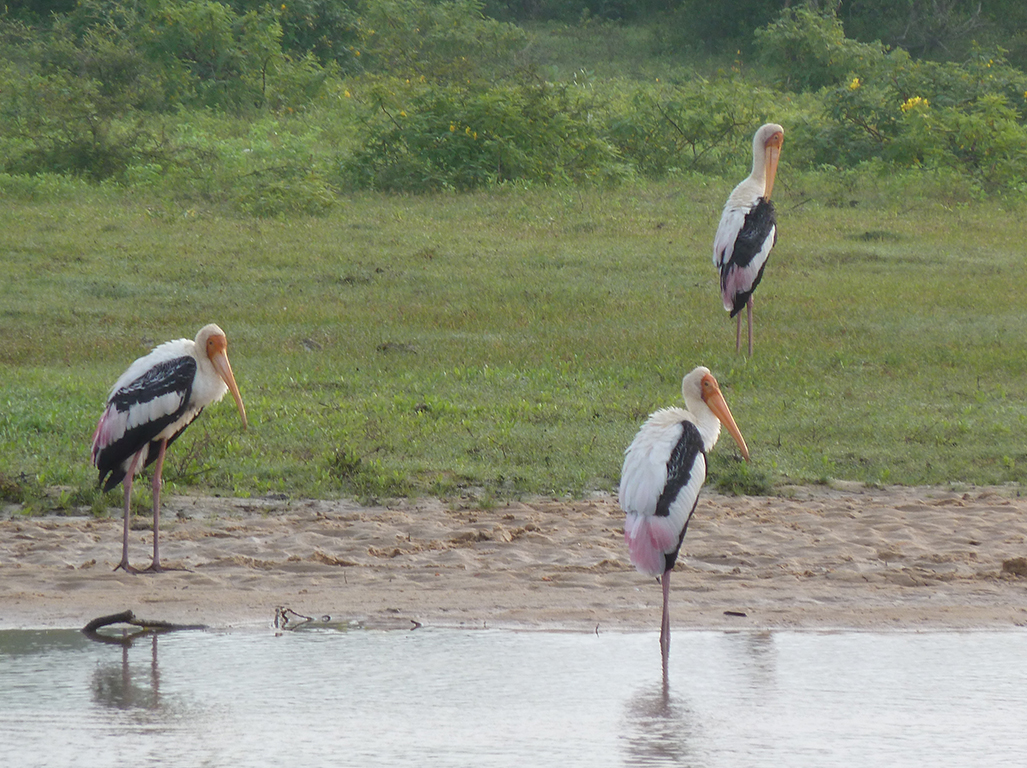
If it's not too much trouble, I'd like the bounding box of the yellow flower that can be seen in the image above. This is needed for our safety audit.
[900,95,929,112]
[399,110,407,117]
[450,124,456,132]
[848,77,861,90]
[344,89,351,98]
[280,4,285,9]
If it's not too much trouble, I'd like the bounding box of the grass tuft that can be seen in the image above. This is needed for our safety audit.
[710,458,774,497]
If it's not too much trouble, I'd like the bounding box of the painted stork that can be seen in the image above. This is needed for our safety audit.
[714,122,784,356]
[619,366,749,665]
[92,324,247,573]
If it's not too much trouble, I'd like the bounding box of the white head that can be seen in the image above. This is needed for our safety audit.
[195,324,248,429]
[682,366,750,461]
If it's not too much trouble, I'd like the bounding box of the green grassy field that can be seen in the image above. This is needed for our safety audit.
[2,168,1026,510]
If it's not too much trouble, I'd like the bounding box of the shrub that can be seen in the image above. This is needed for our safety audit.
[343,77,624,191]
[353,0,527,82]
[605,75,778,178]
[756,7,887,92]
[139,0,284,111]
[0,60,170,179]
[759,8,1027,191]
[893,93,1027,191]
[0,172,96,201]
[233,169,337,217]
[243,0,360,69]
[159,114,340,214]
[43,0,332,113]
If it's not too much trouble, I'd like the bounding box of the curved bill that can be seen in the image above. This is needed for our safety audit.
[702,377,750,461]
[211,351,248,430]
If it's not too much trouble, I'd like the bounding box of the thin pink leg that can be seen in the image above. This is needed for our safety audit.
[735,313,742,353]
[114,451,144,573]
[747,295,755,356]
[145,439,168,572]
[660,568,672,669]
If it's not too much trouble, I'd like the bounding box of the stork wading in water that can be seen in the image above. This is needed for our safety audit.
[714,123,784,356]
[92,324,247,573]
[619,367,750,666]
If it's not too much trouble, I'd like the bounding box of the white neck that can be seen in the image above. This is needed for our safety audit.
[681,394,722,452]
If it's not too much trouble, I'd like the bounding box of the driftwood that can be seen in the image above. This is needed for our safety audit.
[82,610,207,638]
[275,607,423,628]
[273,605,317,630]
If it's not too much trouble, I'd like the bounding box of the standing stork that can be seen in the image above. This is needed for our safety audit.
[714,123,784,356]
[92,324,247,573]
[619,366,750,666]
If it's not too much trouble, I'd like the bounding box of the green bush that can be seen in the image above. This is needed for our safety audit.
[0,60,168,179]
[43,12,166,112]
[756,8,887,92]
[892,92,1027,191]
[605,75,778,178]
[156,114,340,214]
[343,77,624,191]
[233,171,337,217]
[139,0,284,110]
[354,0,527,82]
[242,0,360,69]
[0,171,97,201]
[31,0,332,113]
[655,0,787,56]
[758,8,1027,191]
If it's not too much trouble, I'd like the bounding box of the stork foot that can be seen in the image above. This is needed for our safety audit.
[113,561,140,574]
[141,562,189,573]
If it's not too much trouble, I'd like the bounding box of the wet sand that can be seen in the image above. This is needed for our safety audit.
[2,484,1026,631]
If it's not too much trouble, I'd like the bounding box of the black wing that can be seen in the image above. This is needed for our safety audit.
[654,420,705,571]
[95,356,197,490]
[722,198,777,317]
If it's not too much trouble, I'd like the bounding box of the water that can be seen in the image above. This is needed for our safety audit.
[1,627,1024,767]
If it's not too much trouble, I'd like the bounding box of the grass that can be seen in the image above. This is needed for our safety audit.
[2,169,1026,511]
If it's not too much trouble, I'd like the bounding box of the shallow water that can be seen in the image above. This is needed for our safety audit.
[1,627,1024,767]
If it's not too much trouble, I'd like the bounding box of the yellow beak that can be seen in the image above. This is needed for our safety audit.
[702,378,750,461]
[211,351,248,430]
[763,132,783,200]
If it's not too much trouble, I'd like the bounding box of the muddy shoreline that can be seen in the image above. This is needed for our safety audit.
[2,484,1026,632]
